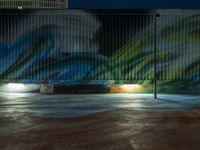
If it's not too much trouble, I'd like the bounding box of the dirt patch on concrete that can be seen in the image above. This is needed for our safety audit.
[0,108,200,150]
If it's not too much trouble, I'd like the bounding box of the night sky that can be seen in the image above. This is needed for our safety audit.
[69,0,200,9]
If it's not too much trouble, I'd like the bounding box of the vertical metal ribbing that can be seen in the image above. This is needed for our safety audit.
[27,13,29,80]
[84,14,87,81]
[72,13,75,81]
[31,13,33,80]
[41,13,44,82]
[108,14,110,81]
[178,14,181,80]
[193,14,195,80]
[146,15,149,80]
[132,14,135,81]
[25,13,28,81]
[60,13,63,82]
[169,14,172,80]
[180,13,183,80]
[39,13,42,84]
[195,14,199,81]
[151,14,155,81]
[66,13,69,81]
[134,15,137,81]
[35,13,38,82]
[74,13,76,81]
[115,14,121,81]
[54,13,56,82]
[167,14,171,80]
[144,15,147,81]
[121,14,123,81]
[162,14,165,80]
[138,15,141,81]
[125,14,128,81]
[187,13,190,79]
[76,13,79,81]
[0,12,156,83]
[84,15,86,79]
[31,14,35,81]
[158,13,200,81]
[170,14,173,79]
[113,14,115,81]
[169,13,172,80]
[0,15,1,79]
[70,13,72,81]
[81,14,84,82]
[16,13,19,80]
[0,15,2,79]
[48,13,51,82]
[188,14,191,79]
[1,15,3,80]
[39,13,42,82]
[192,13,194,80]
[187,14,190,79]
[197,15,200,80]
[186,14,191,80]
[196,15,199,80]
[90,14,93,81]
[1,11,199,84]
[59,13,61,82]
[52,13,54,82]
[174,13,177,80]
[3,14,5,79]
[108,14,111,81]
[49,13,52,81]
[184,14,188,80]
[124,14,127,81]
[6,15,9,80]
[154,14,159,99]
[120,14,122,81]
[90,16,94,79]
[141,15,144,80]
[9,15,12,80]
[137,15,140,81]
[113,14,116,81]
[154,14,157,98]
[81,15,83,82]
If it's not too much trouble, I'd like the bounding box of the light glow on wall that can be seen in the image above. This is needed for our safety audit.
[120,84,142,92]
[0,83,40,93]
[7,83,25,92]
[109,84,143,93]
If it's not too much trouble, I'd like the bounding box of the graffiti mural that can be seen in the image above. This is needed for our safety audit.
[0,10,199,92]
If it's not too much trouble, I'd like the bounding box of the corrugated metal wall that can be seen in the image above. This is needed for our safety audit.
[157,13,200,80]
[0,11,155,82]
[0,10,199,83]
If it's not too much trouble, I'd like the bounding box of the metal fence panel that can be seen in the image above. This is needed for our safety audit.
[0,10,155,83]
[0,10,199,84]
[157,13,200,81]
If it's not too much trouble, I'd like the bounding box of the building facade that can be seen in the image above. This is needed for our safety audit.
[0,0,68,8]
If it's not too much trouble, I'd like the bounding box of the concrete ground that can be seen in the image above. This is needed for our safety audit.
[0,93,200,150]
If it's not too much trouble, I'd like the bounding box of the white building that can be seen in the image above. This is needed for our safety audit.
[0,0,68,8]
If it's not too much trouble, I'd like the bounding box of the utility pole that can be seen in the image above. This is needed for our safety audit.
[154,14,160,99]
